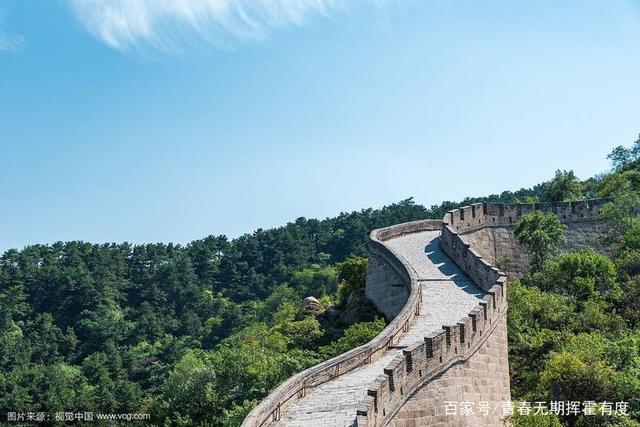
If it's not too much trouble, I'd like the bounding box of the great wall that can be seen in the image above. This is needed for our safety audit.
[242,199,610,427]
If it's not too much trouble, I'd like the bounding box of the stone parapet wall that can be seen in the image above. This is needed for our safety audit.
[440,225,506,292]
[388,317,510,427]
[356,220,508,427]
[241,220,442,427]
[445,199,612,279]
[366,220,443,319]
[366,253,409,319]
[445,199,611,235]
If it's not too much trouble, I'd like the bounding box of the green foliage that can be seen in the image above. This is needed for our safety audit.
[256,284,298,323]
[537,250,619,303]
[335,255,368,307]
[616,276,640,327]
[600,193,640,234]
[510,272,640,424]
[513,195,541,204]
[538,332,640,423]
[575,413,640,427]
[509,149,640,425]
[219,400,257,427]
[507,280,574,397]
[541,352,613,403]
[515,211,567,271]
[320,318,386,358]
[599,170,640,199]
[0,363,93,414]
[151,322,322,425]
[288,265,339,298]
[508,410,563,427]
[157,350,219,425]
[599,183,640,328]
[544,170,583,202]
[608,146,636,171]
[607,135,640,171]
[279,315,324,349]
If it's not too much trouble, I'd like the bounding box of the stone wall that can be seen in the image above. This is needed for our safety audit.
[365,219,443,319]
[444,199,610,235]
[241,220,441,427]
[445,200,611,279]
[375,200,611,426]
[366,253,410,319]
[372,220,511,427]
[389,317,510,427]
[356,223,509,427]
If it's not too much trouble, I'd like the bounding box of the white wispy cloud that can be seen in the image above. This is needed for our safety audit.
[68,0,349,51]
[0,31,25,53]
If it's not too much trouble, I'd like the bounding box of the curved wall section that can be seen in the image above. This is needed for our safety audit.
[241,220,442,427]
[245,199,609,427]
[356,218,508,427]
[366,220,443,319]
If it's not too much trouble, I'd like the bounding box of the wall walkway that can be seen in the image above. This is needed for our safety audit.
[273,230,484,426]
[244,200,608,427]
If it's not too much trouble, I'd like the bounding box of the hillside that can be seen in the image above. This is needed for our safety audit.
[2,138,640,426]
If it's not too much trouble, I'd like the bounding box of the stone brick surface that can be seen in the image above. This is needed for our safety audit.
[273,231,485,427]
[366,253,410,319]
[461,220,610,279]
[388,317,510,427]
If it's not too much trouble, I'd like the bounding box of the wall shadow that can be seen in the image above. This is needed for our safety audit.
[424,237,484,298]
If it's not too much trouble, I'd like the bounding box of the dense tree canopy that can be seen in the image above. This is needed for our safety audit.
[515,211,567,271]
[508,138,640,426]
[543,170,584,202]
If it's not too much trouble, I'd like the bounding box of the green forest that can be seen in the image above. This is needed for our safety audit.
[2,137,640,426]
[507,140,640,427]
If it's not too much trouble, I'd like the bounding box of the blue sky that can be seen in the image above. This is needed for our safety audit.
[1,0,639,252]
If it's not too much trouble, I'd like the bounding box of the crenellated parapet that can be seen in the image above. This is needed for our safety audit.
[444,199,612,279]
[241,220,442,427]
[355,216,508,427]
[440,224,505,292]
[444,199,611,234]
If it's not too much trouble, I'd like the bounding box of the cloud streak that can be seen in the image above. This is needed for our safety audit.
[68,0,348,51]
[0,31,25,52]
